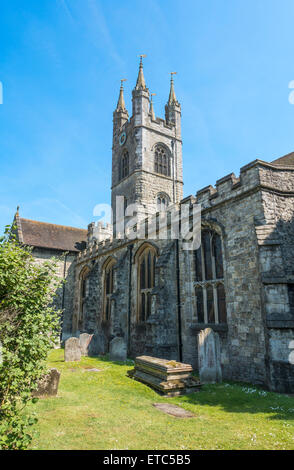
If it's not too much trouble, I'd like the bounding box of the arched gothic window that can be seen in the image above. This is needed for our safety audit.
[137,245,157,322]
[120,151,129,180]
[194,230,227,324]
[156,193,170,212]
[103,258,116,322]
[154,145,171,177]
[79,266,90,330]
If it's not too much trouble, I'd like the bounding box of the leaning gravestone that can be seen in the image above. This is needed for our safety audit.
[79,333,94,356]
[109,336,127,361]
[32,368,61,398]
[64,337,81,362]
[198,328,222,383]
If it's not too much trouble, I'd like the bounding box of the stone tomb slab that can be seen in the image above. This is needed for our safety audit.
[153,403,195,418]
[128,356,201,397]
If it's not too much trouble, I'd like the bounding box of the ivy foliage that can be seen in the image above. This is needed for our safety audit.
[0,225,62,449]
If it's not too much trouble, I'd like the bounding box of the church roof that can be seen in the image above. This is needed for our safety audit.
[271,151,294,166]
[15,216,87,252]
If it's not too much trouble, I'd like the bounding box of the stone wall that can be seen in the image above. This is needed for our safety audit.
[32,247,76,339]
[73,237,179,360]
[180,185,266,383]
[257,163,294,392]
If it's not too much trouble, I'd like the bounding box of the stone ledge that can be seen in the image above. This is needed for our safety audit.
[192,323,228,332]
[195,159,294,210]
[261,276,287,284]
[267,320,294,328]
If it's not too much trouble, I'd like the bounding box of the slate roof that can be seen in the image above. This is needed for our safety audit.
[16,217,87,252]
[271,151,294,167]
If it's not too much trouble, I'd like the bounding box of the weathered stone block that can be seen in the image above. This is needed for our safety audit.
[198,328,222,383]
[64,337,81,362]
[32,368,60,398]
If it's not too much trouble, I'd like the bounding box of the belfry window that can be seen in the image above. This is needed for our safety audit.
[120,151,129,180]
[156,193,170,212]
[137,246,156,322]
[194,230,227,324]
[154,145,171,177]
[103,259,116,322]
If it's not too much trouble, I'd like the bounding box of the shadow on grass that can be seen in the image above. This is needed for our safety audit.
[49,351,134,368]
[178,382,294,422]
[94,354,134,367]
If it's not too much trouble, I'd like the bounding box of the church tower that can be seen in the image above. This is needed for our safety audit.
[111,58,183,234]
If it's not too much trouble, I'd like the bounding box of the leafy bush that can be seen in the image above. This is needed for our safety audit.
[0,226,62,449]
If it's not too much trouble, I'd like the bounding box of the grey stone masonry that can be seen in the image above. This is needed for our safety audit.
[111,62,183,232]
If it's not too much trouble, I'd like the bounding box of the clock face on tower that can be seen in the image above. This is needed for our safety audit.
[119,131,127,146]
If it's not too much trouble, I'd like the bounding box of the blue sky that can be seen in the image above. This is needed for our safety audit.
[1,0,294,233]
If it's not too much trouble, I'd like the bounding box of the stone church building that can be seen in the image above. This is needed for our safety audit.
[14,60,294,393]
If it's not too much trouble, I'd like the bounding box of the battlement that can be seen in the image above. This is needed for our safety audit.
[77,235,128,263]
[117,106,176,133]
[87,221,113,244]
[77,202,199,264]
[151,116,174,131]
[195,159,294,209]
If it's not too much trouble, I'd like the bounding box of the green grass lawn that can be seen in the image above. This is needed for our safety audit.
[28,349,294,450]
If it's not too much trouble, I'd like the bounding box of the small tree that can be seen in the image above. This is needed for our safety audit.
[0,225,62,449]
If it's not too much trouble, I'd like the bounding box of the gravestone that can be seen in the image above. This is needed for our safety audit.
[109,336,127,361]
[80,333,94,356]
[32,368,60,398]
[198,328,222,383]
[88,332,105,356]
[64,337,81,362]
